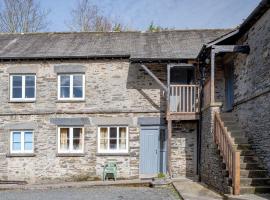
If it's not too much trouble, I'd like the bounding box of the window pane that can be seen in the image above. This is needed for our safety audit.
[119,128,127,150]
[73,75,82,86]
[60,87,70,98]
[119,127,127,138]
[13,132,21,142]
[100,139,108,150]
[12,76,22,87]
[100,128,108,138]
[60,75,70,86]
[24,132,33,142]
[109,139,117,150]
[73,87,82,98]
[60,128,69,150]
[119,139,126,150]
[73,128,82,138]
[24,142,33,151]
[12,88,22,98]
[13,142,21,151]
[25,87,35,98]
[25,76,35,87]
[110,128,117,138]
[73,128,82,150]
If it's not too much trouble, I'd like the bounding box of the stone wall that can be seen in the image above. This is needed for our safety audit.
[0,60,170,183]
[171,121,197,178]
[200,106,231,193]
[232,9,270,174]
[0,60,167,114]
[0,113,160,183]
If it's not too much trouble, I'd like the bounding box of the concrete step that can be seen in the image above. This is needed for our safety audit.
[240,178,270,186]
[232,137,249,144]
[225,125,242,132]
[239,150,255,156]
[240,186,270,194]
[241,156,259,164]
[220,112,235,118]
[229,131,246,138]
[224,121,239,127]
[236,144,252,150]
[241,163,264,170]
[240,170,269,178]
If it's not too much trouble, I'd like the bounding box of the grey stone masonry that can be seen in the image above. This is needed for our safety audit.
[0,60,179,183]
[171,121,197,178]
[232,9,270,175]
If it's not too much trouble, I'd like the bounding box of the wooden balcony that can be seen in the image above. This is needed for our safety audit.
[167,84,200,120]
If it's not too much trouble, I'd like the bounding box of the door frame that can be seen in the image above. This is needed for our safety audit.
[139,126,166,177]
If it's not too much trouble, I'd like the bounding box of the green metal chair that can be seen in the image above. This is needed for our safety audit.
[103,161,117,181]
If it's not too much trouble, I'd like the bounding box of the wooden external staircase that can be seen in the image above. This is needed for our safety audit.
[214,112,270,195]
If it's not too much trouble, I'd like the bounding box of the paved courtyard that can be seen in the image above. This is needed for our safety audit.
[0,186,181,200]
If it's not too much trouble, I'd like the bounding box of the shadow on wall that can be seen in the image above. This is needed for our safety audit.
[126,63,167,112]
[172,121,197,178]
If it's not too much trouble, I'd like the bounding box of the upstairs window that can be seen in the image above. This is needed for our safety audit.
[98,127,128,153]
[10,131,34,154]
[10,75,36,101]
[57,74,85,100]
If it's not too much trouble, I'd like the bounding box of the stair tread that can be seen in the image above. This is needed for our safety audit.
[241,177,270,180]
[241,186,270,188]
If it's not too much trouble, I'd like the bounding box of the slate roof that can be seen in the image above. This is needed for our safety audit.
[0,29,231,60]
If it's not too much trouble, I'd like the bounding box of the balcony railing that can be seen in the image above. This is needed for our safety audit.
[169,84,200,113]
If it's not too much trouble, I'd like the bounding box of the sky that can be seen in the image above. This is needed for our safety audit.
[40,0,261,32]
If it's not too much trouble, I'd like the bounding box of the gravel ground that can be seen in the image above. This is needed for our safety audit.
[0,186,181,200]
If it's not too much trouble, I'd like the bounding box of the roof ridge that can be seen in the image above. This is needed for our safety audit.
[0,28,233,35]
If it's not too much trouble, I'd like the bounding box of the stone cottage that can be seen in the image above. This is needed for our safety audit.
[0,0,269,196]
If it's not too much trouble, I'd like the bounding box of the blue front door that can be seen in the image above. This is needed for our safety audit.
[140,127,159,175]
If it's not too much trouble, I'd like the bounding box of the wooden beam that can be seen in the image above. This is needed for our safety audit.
[167,120,172,177]
[213,45,250,54]
[140,64,168,92]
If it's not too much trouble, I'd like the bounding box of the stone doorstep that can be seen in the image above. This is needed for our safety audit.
[0,179,157,191]
[172,179,224,200]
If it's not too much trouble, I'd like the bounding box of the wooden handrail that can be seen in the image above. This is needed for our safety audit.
[214,112,240,195]
[169,85,200,113]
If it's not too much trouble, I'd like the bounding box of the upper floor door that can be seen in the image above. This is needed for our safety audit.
[225,63,234,111]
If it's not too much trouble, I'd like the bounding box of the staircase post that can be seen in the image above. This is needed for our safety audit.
[233,151,241,195]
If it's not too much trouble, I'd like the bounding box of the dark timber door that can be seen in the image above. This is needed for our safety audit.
[225,63,234,111]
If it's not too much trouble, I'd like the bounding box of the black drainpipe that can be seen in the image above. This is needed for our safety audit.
[197,56,206,181]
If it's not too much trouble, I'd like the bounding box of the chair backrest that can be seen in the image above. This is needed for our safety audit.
[106,161,117,168]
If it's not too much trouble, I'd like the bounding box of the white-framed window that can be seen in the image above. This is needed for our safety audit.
[98,126,128,153]
[10,74,36,101]
[57,74,85,100]
[10,131,34,154]
[58,127,84,153]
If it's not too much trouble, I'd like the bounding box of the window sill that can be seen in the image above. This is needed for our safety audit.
[9,100,36,103]
[6,153,36,157]
[96,153,130,156]
[56,153,86,157]
[56,100,85,103]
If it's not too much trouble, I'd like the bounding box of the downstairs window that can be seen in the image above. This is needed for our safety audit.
[98,127,128,153]
[10,131,34,154]
[58,127,84,153]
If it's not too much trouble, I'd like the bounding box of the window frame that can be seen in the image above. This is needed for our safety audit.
[97,126,129,154]
[57,127,84,154]
[57,74,85,101]
[10,130,34,154]
[9,74,36,102]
